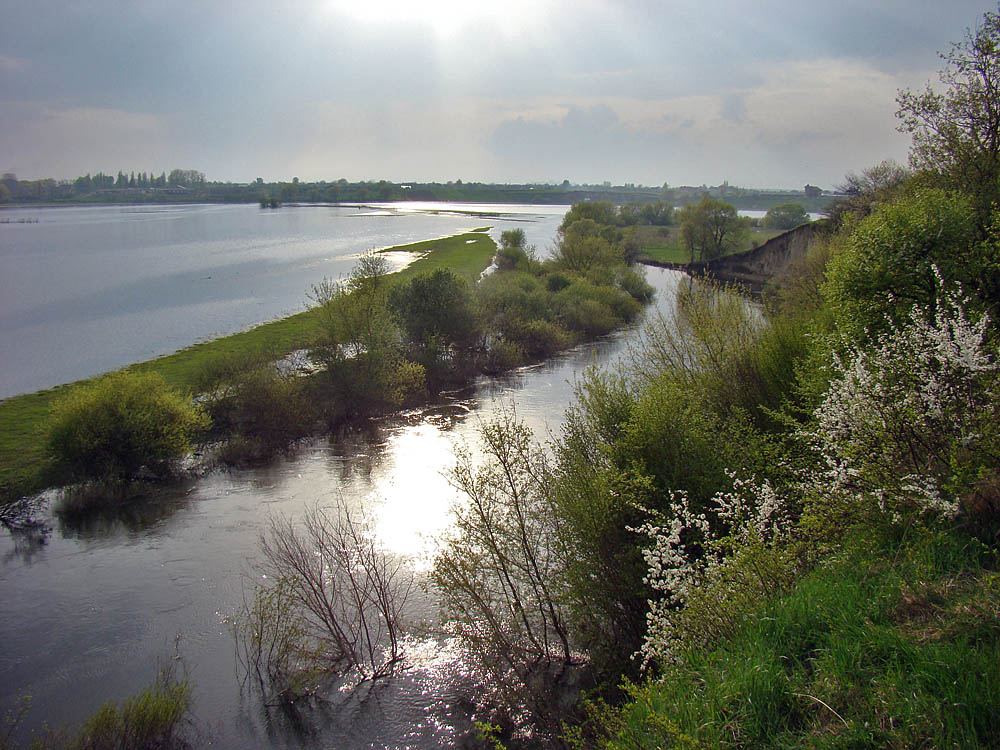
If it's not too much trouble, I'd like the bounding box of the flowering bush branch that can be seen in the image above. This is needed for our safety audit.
[803,271,997,521]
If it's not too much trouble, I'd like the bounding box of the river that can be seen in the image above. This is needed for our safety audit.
[0,202,689,747]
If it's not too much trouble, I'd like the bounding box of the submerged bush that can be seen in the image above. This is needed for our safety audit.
[46,371,208,483]
[205,365,315,464]
[19,670,193,750]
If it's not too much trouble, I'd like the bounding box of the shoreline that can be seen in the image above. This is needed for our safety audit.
[0,230,498,505]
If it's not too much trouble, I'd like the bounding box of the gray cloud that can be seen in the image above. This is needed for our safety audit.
[3,0,999,185]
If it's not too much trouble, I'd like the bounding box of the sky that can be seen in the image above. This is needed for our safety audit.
[2,1,999,189]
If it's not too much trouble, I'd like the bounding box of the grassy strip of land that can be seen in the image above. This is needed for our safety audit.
[0,230,496,504]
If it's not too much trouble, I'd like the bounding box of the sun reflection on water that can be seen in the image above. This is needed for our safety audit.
[369,422,463,567]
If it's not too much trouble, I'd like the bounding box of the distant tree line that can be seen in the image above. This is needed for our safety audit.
[0,170,831,211]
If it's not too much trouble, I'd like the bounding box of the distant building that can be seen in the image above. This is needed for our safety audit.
[804,184,822,198]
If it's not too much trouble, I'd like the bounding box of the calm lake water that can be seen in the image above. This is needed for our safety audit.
[0,202,689,747]
[0,202,568,399]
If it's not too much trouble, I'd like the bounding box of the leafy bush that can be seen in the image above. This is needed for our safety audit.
[823,188,980,338]
[616,267,655,303]
[389,268,481,349]
[482,339,526,374]
[501,318,570,360]
[433,413,575,740]
[20,670,193,750]
[605,531,1000,749]
[545,271,572,293]
[802,277,1000,527]
[68,675,191,750]
[205,365,314,464]
[46,371,208,482]
[762,202,809,230]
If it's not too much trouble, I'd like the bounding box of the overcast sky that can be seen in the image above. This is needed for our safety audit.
[2,1,998,189]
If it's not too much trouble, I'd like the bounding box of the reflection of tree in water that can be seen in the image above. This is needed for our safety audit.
[2,523,50,566]
[55,481,196,541]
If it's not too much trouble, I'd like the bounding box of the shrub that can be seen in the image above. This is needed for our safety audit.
[501,319,570,360]
[617,268,655,303]
[21,670,193,750]
[432,413,575,739]
[482,339,525,374]
[762,202,809,230]
[823,188,980,339]
[545,271,572,293]
[389,268,481,350]
[205,366,314,464]
[562,298,619,337]
[46,371,208,482]
[802,276,1000,527]
[69,674,191,750]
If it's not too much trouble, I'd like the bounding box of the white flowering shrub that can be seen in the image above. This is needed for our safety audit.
[804,274,997,522]
[632,275,999,671]
[630,473,795,668]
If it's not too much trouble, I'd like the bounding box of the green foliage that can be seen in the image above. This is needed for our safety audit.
[69,678,191,750]
[206,365,314,465]
[22,671,192,750]
[433,412,575,739]
[559,201,619,231]
[762,202,809,230]
[616,267,655,304]
[552,219,627,273]
[46,371,208,483]
[604,530,1000,749]
[389,268,481,350]
[897,10,1000,221]
[500,227,526,250]
[618,201,674,227]
[823,188,980,338]
[310,254,425,417]
[676,197,749,262]
[826,159,910,226]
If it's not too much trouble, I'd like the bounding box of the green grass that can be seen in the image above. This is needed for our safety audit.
[605,527,1000,749]
[635,225,784,265]
[0,231,496,504]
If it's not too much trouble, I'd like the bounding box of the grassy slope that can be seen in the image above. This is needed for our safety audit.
[606,527,1000,748]
[0,230,496,502]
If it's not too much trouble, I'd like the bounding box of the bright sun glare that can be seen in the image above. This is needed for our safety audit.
[323,0,534,36]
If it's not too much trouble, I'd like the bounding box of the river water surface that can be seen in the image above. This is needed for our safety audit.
[0,202,567,399]
[0,203,688,747]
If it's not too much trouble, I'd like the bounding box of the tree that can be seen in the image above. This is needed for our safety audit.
[896,10,1000,220]
[389,268,481,351]
[310,253,424,415]
[235,500,413,701]
[558,200,619,232]
[677,197,748,262]
[167,169,205,187]
[762,202,809,230]
[500,227,526,250]
[826,159,910,225]
[551,217,626,272]
[432,411,575,736]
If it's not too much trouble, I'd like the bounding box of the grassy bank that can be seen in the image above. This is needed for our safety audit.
[606,528,1000,748]
[0,230,496,504]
